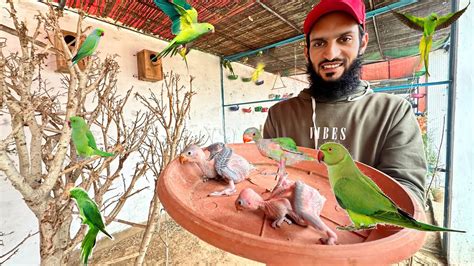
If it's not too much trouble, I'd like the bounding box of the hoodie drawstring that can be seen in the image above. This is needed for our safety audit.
[311,97,318,150]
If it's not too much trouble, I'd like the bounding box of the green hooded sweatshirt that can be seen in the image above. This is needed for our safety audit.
[263,81,427,203]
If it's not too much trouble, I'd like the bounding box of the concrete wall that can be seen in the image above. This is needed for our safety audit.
[447,0,474,263]
[0,2,307,264]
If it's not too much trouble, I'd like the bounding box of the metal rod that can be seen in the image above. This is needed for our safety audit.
[220,59,227,143]
[223,98,284,107]
[223,80,450,107]
[443,0,460,258]
[373,81,451,92]
[256,0,302,34]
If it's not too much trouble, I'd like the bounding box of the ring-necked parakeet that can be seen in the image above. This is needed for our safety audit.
[68,116,114,158]
[393,3,469,77]
[243,127,314,178]
[318,142,465,233]
[71,28,104,65]
[153,0,215,68]
[251,62,265,82]
[69,187,113,265]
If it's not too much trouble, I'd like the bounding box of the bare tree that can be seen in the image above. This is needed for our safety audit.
[0,2,153,264]
[134,73,207,265]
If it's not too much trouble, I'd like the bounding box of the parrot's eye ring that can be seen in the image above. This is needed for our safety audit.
[328,148,333,152]
[187,151,191,155]
[238,200,243,205]
[252,133,256,136]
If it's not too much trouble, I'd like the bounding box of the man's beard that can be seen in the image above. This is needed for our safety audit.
[307,57,363,101]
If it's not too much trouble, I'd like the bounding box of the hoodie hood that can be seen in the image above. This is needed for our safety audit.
[298,80,373,103]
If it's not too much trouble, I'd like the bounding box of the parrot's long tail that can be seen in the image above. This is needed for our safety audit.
[153,40,177,61]
[99,227,113,239]
[93,149,114,157]
[419,35,432,77]
[81,227,99,265]
[376,208,465,233]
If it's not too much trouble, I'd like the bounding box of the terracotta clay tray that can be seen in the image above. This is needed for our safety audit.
[157,143,426,265]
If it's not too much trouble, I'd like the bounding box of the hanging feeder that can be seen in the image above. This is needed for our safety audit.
[242,107,252,113]
[158,144,427,265]
[228,105,239,111]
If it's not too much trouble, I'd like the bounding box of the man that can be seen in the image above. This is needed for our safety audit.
[263,0,427,203]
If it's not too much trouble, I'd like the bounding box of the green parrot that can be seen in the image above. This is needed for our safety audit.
[69,187,113,265]
[71,28,105,65]
[69,116,114,158]
[153,0,215,68]
[318,142,465,233]
[222,59,238,79]
[243,127,314,177]
[251,62,265,82]
[393,3,469,77]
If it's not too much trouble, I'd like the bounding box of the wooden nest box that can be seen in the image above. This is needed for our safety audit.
[136,49,163,82]
[54,30,87,72]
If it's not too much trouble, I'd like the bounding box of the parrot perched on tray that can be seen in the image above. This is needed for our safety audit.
[71,28,104,66]
[152,0,215,68]
[69,187,113,265]
[69,116,114,158]
[317,142,466,233]
[392,3,469,77]
[242,127,314,178]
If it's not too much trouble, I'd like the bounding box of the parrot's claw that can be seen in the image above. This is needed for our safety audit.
[208,188,236,197]
[319,237,337,245]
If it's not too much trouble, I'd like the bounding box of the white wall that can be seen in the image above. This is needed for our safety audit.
[0,2,308,264]
[447,0,474,263]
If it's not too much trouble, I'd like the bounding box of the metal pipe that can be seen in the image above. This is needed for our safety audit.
[220,58,227,143]
[443,0,460,258]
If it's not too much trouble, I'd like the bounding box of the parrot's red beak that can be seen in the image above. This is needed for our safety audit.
[179,155,188,164]
[242,135,252,143]
[317,150,324,163]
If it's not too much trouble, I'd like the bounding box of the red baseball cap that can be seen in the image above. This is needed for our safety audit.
[303,0,366,34]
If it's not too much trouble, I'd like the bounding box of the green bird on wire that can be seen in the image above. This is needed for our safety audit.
[153,0,215,69]
[317,142,465,233]
[70,187,113,265]
[69,116,114,158]
[393,2,469,77]
[71,28,105,66]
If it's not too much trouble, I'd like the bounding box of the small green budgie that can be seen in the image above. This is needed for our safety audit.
[69,116,114,158]
[318,142,465,233]
[70,187,113,265]
[153,0,214,68]
[393,3,469,77]
[71,28,105,65]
